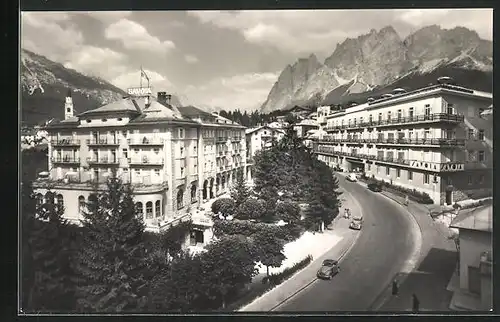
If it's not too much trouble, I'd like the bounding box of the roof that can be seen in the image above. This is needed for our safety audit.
[295,119,318,126]
[79,97,142,115]
[128,99,195,124]
[450,205,492,233]
[179,105,213,118]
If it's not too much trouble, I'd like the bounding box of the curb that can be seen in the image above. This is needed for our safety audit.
[367,190,424,311]
[268,189,363,311]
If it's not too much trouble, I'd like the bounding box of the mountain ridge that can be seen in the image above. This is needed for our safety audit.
[260,24,492,113]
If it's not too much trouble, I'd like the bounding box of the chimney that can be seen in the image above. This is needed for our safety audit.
[166,94,172,105]
[157,91,167,104]
[64,89,74,120]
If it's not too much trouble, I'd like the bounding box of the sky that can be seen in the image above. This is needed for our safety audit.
[21,9,492,112]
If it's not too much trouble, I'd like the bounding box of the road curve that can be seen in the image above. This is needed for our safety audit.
[274,175,416,312]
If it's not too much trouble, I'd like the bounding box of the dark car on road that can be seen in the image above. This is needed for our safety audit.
[317,259,340,280]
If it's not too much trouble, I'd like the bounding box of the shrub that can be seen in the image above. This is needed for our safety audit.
[236,199,266,220]
[275,201,301,224]
[366,177,434,204]
[262,255,313,285]
[211,198,236,216]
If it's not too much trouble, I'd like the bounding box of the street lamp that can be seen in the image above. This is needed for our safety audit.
[432,175,439,204]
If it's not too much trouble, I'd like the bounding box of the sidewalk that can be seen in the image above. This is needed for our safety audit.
[238,188,361,312]
[369,187,457,312]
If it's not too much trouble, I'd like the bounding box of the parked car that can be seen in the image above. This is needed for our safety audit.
[349,217,362,230]
[346,173,358,182]
[317,259,340,280]
[368,182,383,192]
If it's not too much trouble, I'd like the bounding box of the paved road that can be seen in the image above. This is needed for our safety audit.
[275,175,415,312]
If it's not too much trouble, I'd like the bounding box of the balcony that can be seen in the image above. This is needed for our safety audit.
[232,137,242,142]
[33,176,168,193]
[86,157,120,165]
[313,148,465,173]
[315,137,466,147]
[51,139,81,146]
[217,137,228,143]
[127,137,164,146]
[128,157,164,166]
[86,138,120,146]
[325,113,464,132]
[51,156,80,164]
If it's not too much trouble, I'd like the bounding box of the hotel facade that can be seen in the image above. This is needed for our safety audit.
[32,88,247,242]
[313,81,492,205]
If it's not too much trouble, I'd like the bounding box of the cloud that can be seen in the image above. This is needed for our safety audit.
[111,69,174,92]
[64,47,127,78]
[188,9,493,55]
[105,19,176,55]
[184,54,199,64]
[21,12,84,62]
[184,72,279,111]
[86,11,132,24]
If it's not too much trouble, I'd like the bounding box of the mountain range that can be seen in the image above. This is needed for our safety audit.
[260,25,493,113]
[21,49,183,126]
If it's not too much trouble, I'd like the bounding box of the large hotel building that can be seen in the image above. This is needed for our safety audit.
[314,80,492,205]
[32,88,247,242]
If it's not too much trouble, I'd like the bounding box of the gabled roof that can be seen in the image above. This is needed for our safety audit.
[128,99,196,124]
[450,205,492,233]
[245,125,284,135]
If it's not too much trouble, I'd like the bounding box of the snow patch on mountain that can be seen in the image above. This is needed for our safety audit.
[417,58,444,74]
[333,69,350,86]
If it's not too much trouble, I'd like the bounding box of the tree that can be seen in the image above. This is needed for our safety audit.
[73,172,148,312]
[236,198,266,220]
[276,200,301,224]
[198,235,258,309]
[211,197,236,216]
[230,169,251,208]
[252,229,286,277]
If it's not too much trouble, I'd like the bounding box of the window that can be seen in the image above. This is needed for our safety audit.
[178,128,185,139]
[424,105,431,117]
[423,174,430,184]
[478,129,485,141]
[123,149,128,159]
[180,167,185,177]
[447,103,454,114]
[123,130,128,137]
[177,188,184,210]
[386,166,390,176]
[134,169,140,176]
[155,200,161,218]
[369,114,373,123]
[396,169,401,178]
[407,171,413,181]
[378,113,382,122]
[154,148,160,155]
[397,109,402,120]
[180,146,184,156]
[193,145,197,154]
[447,176,453,185]
[468,150,476,162]
[478,150,485,162]
[479,175,485,184]
[154,169,160,177]
[78,196,85,213]
[146,201,153,219]
[424,129,431,139]
[409,107,414,119]
[467,175,472,185]
[387,111,392,120]
[56,194,64,209]
[191,184,197,203]
[366,164,371,171]
[135,202,143,216]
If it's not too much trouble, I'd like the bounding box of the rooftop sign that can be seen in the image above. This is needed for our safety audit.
[127,87,152,96]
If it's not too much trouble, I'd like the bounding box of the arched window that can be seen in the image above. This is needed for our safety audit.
[36,193,43,207]
[56,194,64,210]
[45,192,54,204]
[146,201,153,219]
[135,202,143,216]
[78,196,85,213]
[191,184,197,203]
[177,188,184,210]
[155,200,161,218]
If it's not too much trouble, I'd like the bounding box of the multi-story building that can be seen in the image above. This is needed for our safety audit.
[31,89,247,240]
[245,125,285,182]
[313,80,492,205]
[293,119,319,138]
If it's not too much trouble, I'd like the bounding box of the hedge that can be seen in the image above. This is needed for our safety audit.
[262,255,313,285]
[359,175,433,204]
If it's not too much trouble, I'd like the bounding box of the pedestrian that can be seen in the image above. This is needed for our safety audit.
[392,279,399,295]
[412,293,420,312]
[404,195,409,206]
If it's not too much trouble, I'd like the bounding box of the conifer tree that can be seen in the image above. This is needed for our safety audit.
[230,168,251,208]
[73,172,148,312]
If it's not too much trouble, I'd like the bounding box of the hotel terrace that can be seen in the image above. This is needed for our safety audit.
[32,88,247,240]
[313,79,492,205]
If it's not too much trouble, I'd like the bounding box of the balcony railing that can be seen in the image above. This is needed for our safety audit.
[51,156,81,164]
[232,137,242,142]
[87,138,120,145]
[127,137,164,146]
[217,137,228,143]
[33,177,168,193]
[128,157,164,166]
[86,157,120,165]
[324,113,464,132]
[51,139,81,146]
[315,137,465,147]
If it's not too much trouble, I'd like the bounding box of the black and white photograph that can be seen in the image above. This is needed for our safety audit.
[19,7,493,314]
